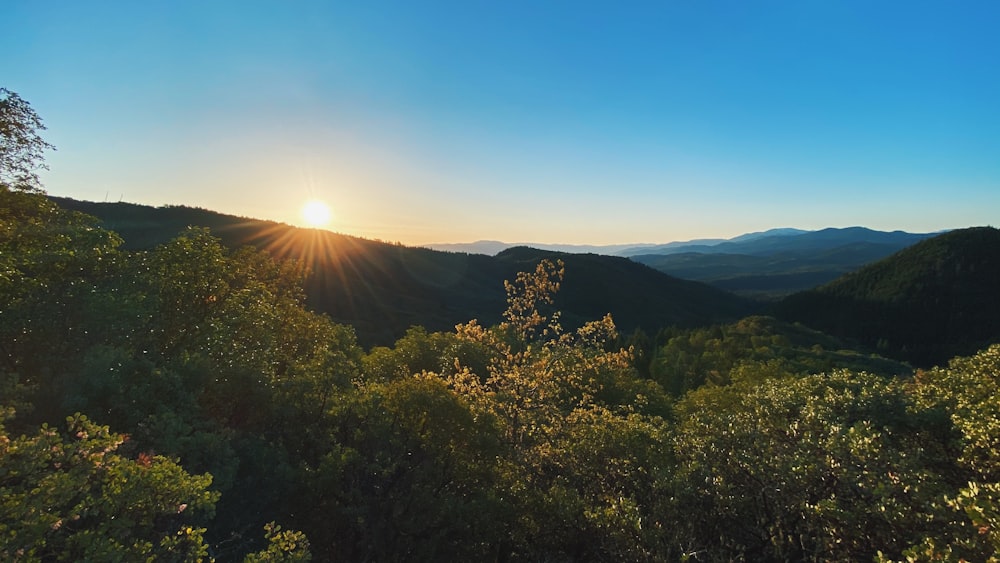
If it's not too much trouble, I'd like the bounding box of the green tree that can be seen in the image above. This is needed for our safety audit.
[362,326,468,383]
[0,412,218,561]
[898,344,1000,560]
[294,375,505,561]
[243,523,311,563]
[0,88,54,191]
[670,370,961,561]
[0,179,123,429]
[446,259,674,560]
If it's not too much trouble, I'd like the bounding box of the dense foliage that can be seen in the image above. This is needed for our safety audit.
[636,315,911,396]
[4,89,1000,561]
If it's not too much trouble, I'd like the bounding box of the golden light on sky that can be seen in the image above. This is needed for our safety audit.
[301,199,332,228]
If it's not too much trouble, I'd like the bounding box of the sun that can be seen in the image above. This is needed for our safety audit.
[300,199,332,228]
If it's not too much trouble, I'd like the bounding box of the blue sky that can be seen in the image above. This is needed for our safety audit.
[5,1,999,244]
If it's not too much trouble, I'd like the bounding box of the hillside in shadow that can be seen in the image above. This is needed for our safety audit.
[53,197,758,347]
[774,227,1000,367]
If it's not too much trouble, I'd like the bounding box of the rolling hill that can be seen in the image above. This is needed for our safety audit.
[774,227,1000,367]
[493,246,758,331]
[51,197,758,348]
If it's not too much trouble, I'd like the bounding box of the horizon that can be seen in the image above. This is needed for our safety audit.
[419,225,960,249]
[6,2,999,245]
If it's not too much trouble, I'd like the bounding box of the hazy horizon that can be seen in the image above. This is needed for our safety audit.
[6,1,999,245]
[49,193,960,249]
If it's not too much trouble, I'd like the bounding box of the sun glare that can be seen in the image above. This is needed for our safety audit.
[301,199,332,228]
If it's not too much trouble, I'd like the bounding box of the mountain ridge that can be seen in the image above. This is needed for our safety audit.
[425,226,936,257]
[629,228,939,299]
[50,196,758,348]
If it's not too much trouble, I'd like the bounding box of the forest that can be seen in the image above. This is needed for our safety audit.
[3,89,1000,561]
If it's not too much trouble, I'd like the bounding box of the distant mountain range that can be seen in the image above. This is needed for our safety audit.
[626,227,934,256]
[423,227,910,257]
[428,227,939,300]
[425,240,657,256]
[630,227,939,299]
[617,228,814,257]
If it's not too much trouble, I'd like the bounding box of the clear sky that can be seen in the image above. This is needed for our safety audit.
[5,1,999,245]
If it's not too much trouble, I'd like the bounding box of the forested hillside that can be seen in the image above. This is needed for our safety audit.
[633,315,912,396]
[52,197,757,347]
[4,88,1000,562]
[776,226,1000,367]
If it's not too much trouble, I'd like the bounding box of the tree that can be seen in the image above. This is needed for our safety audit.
[445,259,674,560]
[0,412,218,561]
[0,88,120,427]
[0,189,123,428]
[0,88,54,191]
[899,344,1000,560]
[670,370,962,561]
[294,375,505,561]
[243,522,312,563]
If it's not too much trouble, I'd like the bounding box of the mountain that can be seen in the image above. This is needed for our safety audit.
[774,227,1000,367]
[493,246,758,331]
[424,240,516,256]
[425,227,928,261]
[615,228,808,257]
[51,197,758,348]
[728,227,811,243]
[632,227,934,257]
[631,228,937,299]
[425,240,657,256]
[426,228,814,257]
